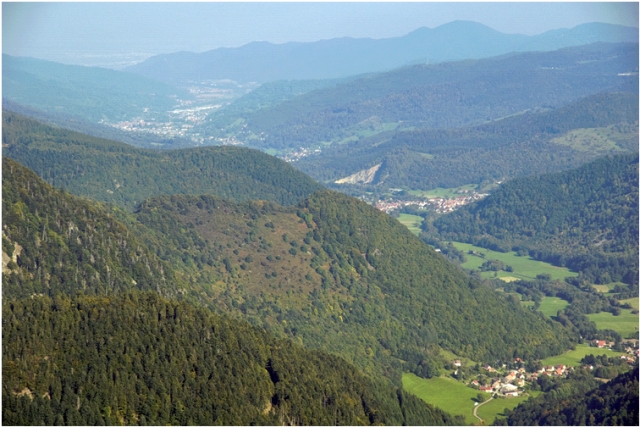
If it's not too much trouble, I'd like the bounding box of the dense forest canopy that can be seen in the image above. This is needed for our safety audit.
[2,292,462,426]
[2,157,181,300]
[2,160,465,426]
[1,158,576,388]
[2,111,324,210]
[126,189,576,383]
[495,367,638,426]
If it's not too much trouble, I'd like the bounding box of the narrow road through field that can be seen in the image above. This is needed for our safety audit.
[473,397,493,423]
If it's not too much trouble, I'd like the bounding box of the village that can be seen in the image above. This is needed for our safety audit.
[375,191,489,214]
[450,339,639,398]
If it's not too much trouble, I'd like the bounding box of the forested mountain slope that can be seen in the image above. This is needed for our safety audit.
[2,111,324,210]
[2,292,461,426]
[296,92,639,188]
[2,54,192,123]
[2,158,181,300]
[496,367,639,426]
[203,43,638,150]
[126,21,638,84]
[1,160,461,426]
[428,154,639,285]
[128,190,574,382]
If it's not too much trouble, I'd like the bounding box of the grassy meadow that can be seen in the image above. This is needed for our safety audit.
[397,213,424,236]
[587,310,639,339]
[540,343,625,367]
[408,184,478,199]
[450,241,578,281]
[550,124,638,153]
[402,373,535,425]
[620,297,639,310]
[475,393,540,424]
[536,297,570,319]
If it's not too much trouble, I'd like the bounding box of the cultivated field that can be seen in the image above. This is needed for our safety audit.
[450,242,578,281]
[540,343,625,367]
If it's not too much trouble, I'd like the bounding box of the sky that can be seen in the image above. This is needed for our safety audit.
[3,2,639,68]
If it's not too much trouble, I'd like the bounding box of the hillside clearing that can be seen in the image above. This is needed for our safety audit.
[587,310,639,339]
[450,241,578,281]
[397,213,423,236]
[541,343,626,367]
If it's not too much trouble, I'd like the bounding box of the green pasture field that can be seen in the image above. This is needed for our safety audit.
[592,284,615,293]
[620,297,639,310]
[541,343,625,367]
[335,122,400,145]
[587,310,639,339]
[516,296,568,319]
[402,373,535,425]
[397,213,424,236]
[449,242,578,281]
[521,300,535,308]
[402,373,480,424]
[408,184,477,199]
[592,282,627,294]
[536,297,570,319]
[475,393,541,424]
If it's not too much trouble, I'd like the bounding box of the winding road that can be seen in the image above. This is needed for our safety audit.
[473,396,494,423]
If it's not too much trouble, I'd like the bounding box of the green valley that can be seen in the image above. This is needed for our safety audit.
[3,13,639,426]
[429,154,639,287]
[449,241,578,282]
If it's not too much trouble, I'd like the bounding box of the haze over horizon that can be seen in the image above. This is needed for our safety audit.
[3,2,639,69]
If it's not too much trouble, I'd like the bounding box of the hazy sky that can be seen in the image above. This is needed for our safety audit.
[3,2,639,67]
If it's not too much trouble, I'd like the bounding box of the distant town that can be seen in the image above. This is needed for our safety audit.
[375,191,489,214]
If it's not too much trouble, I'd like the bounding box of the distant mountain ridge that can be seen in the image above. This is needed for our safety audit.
[2,111,324,210]
[2,54,192,123]
[125,21,639,84]
[295,92,639,190]
[203,42,638,150]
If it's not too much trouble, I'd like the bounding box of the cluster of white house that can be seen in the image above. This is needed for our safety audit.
[374,192,488,214]
[458,358,575,398]
[458,341,640,398]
